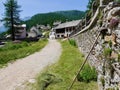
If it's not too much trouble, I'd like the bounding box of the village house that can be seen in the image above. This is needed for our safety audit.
[14,24,26,39]
[36,24,51,31]
[28,26,42,38]
[53,21,61,27]
[53,20,82,38]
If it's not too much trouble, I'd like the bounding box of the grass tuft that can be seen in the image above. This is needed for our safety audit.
[68,38,77,47]
[77,64,97,82]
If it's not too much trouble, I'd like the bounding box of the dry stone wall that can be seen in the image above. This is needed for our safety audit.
[73,2,120,90]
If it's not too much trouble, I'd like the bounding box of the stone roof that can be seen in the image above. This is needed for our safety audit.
[54,20,81,29]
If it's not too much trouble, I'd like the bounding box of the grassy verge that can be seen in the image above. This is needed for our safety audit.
[34,40,98,90]
[0,39,48,67]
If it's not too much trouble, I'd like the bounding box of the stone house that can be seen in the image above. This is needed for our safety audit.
[14,24,26,39]
[36,24,51,31]
[28,26,42,38]
[53,21,61,27]
[53,20,82,38]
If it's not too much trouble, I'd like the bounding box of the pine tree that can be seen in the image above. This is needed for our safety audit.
[3,0,21,41]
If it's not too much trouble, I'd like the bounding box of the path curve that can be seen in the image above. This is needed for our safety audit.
[0,39,61,90]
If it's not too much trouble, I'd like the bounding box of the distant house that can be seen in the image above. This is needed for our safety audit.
[28,26,42,38]
[53,20,82,38]
[53,21,61,27]
[14,24,26,39]
[36,24,51,31]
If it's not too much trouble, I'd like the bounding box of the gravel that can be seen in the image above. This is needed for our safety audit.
[0,39,61,90]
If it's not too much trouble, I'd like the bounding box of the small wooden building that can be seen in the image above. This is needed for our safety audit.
[53,20,82,38]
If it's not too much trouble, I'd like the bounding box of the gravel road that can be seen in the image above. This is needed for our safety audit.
[0,39,61,90]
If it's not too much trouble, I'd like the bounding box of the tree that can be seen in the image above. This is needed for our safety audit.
[87,0,95,10]
[3,0,21,41]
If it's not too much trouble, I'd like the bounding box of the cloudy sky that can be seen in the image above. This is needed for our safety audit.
[0,0,89,19]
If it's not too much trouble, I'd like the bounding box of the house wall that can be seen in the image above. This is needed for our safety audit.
[20,27,26,38]
[15,27,26,39]
[55,26,75,38]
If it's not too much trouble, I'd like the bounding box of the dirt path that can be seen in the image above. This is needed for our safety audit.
[0,39,61,90]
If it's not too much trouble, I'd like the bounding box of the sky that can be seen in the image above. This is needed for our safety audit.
[0,0,89,19]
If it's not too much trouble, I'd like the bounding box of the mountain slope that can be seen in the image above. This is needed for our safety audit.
[55,10,85,20]
[24,10,85,30]
[25,13,68,30]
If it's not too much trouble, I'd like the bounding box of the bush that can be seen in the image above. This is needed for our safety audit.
[114,0,120,3]
[37,73,62,90]
[103,48,112,58]
[77,64,97,82]
[68,39,77,47]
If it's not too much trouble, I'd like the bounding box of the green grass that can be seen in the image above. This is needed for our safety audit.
[0,39,48,67]
[68,38,77,47]
[34,40,98,90]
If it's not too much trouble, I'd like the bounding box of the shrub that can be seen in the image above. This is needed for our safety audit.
[103,48,112,58]
[44,31,50,38]
[100,77,105,87]
[108,40,112,47]
[77,64,97,82]
[68,39,77,47]
[37,73,62,90]
[114,0,120,3]
[118,54,120,62]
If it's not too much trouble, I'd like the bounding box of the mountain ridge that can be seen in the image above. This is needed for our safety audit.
[24,10,85,30]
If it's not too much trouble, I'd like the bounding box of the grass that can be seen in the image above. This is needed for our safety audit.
[68,38,77,47]
[0,39,48,67]
[34,40,98,90]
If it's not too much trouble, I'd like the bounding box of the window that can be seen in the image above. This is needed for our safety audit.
[57,35,60,37]
[61,35,64,37]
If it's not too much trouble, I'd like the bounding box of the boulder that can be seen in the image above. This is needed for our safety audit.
[104,34,116,45]
[111,7,120,16]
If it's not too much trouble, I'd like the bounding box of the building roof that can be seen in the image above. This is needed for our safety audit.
[54,20,81,29]
[53,21,61,26]
[14,24,26,28]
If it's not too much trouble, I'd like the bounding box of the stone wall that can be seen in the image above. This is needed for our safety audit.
[72,2,120,90]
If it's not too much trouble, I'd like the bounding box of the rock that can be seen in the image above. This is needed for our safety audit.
[109,17,119,29]
[111,51,118,59]
[116,38,120,44]
[28,79,36,84]
[111,7,120,16]
[115,30,120,44]
[107,7,120,21]
[113,72,120,82]
[104,34,116,45]
[115,30,120,38]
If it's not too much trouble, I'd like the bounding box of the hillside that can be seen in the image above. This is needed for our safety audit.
[24,10,85,30]
[55,10,85,20]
